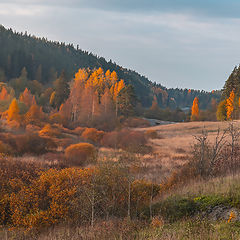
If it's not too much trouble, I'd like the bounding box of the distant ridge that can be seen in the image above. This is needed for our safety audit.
[0,25,220,109]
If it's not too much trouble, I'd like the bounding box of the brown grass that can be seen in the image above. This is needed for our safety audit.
[132,120,239,182]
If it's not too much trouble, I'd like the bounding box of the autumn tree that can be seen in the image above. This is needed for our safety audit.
[99,88,116,130]
[25,104,44,125]
[110,79,125,116]
[0,86,10,101]
[19,88,36,107]
[191,97,199,121]
[58,68,131,129]
[8,98,20,121]
[226,90,235,120]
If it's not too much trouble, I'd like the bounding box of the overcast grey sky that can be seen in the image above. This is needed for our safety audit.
[1,0,240,91]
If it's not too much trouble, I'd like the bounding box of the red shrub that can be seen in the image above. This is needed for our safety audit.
[101,129,148,153]
[65,143,96,166]
[14,134,57,155]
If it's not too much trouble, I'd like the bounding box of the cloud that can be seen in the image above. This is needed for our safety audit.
[0,2,46,16]
[1,0,240,18]
[0,1,240,90]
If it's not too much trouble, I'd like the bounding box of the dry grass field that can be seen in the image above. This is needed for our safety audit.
[134,120,240,182]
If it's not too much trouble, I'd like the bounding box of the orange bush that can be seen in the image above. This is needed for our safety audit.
[39,124,61,138]
[0,158,44,225]
[65,143,96,166]
[0,162,160,229]
[9,168,86,229]
[7,120,21,130]
[73,126,85,135]
[81,128,105,144]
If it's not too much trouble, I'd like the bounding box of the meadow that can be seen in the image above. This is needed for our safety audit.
[1,119,240,239]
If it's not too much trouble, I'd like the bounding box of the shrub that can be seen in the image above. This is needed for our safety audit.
[0,158,45,225]
[39,124,61,138]
[14,134,57,155]
[25,124,41,133]
[0,141,13,155]
[81,128,105,144]
[151,196,197,222]
[65,143,96,166]
[145,129,158,139]
[49,113,63,124]
[7,120,21,130]
[123,118,150,128]
[73,126,85,135]
[101,129,148,153]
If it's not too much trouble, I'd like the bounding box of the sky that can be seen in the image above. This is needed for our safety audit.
[1,1,240,91]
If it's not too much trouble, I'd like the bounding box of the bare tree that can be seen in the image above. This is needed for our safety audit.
[193,127,227,178]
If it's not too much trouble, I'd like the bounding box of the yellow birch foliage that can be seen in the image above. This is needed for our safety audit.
[226,90,235,120]
[191,97,199,121]
[111,79,125,100]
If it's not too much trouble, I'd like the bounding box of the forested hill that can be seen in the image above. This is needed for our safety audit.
[0,25,220,109]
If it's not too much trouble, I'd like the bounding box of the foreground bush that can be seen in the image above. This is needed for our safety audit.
[0,164,160,230]
[65,143,96,166]
[81,128,105,144]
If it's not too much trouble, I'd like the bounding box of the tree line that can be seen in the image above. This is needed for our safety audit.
[0,24,220,110]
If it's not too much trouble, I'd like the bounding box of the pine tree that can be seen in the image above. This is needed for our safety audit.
[223,66,240,98]
[217,100,227,121]
[50,71,70,109]
[118,85,137,116]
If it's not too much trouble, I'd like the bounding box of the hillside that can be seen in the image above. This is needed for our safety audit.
[0,25,220,109]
